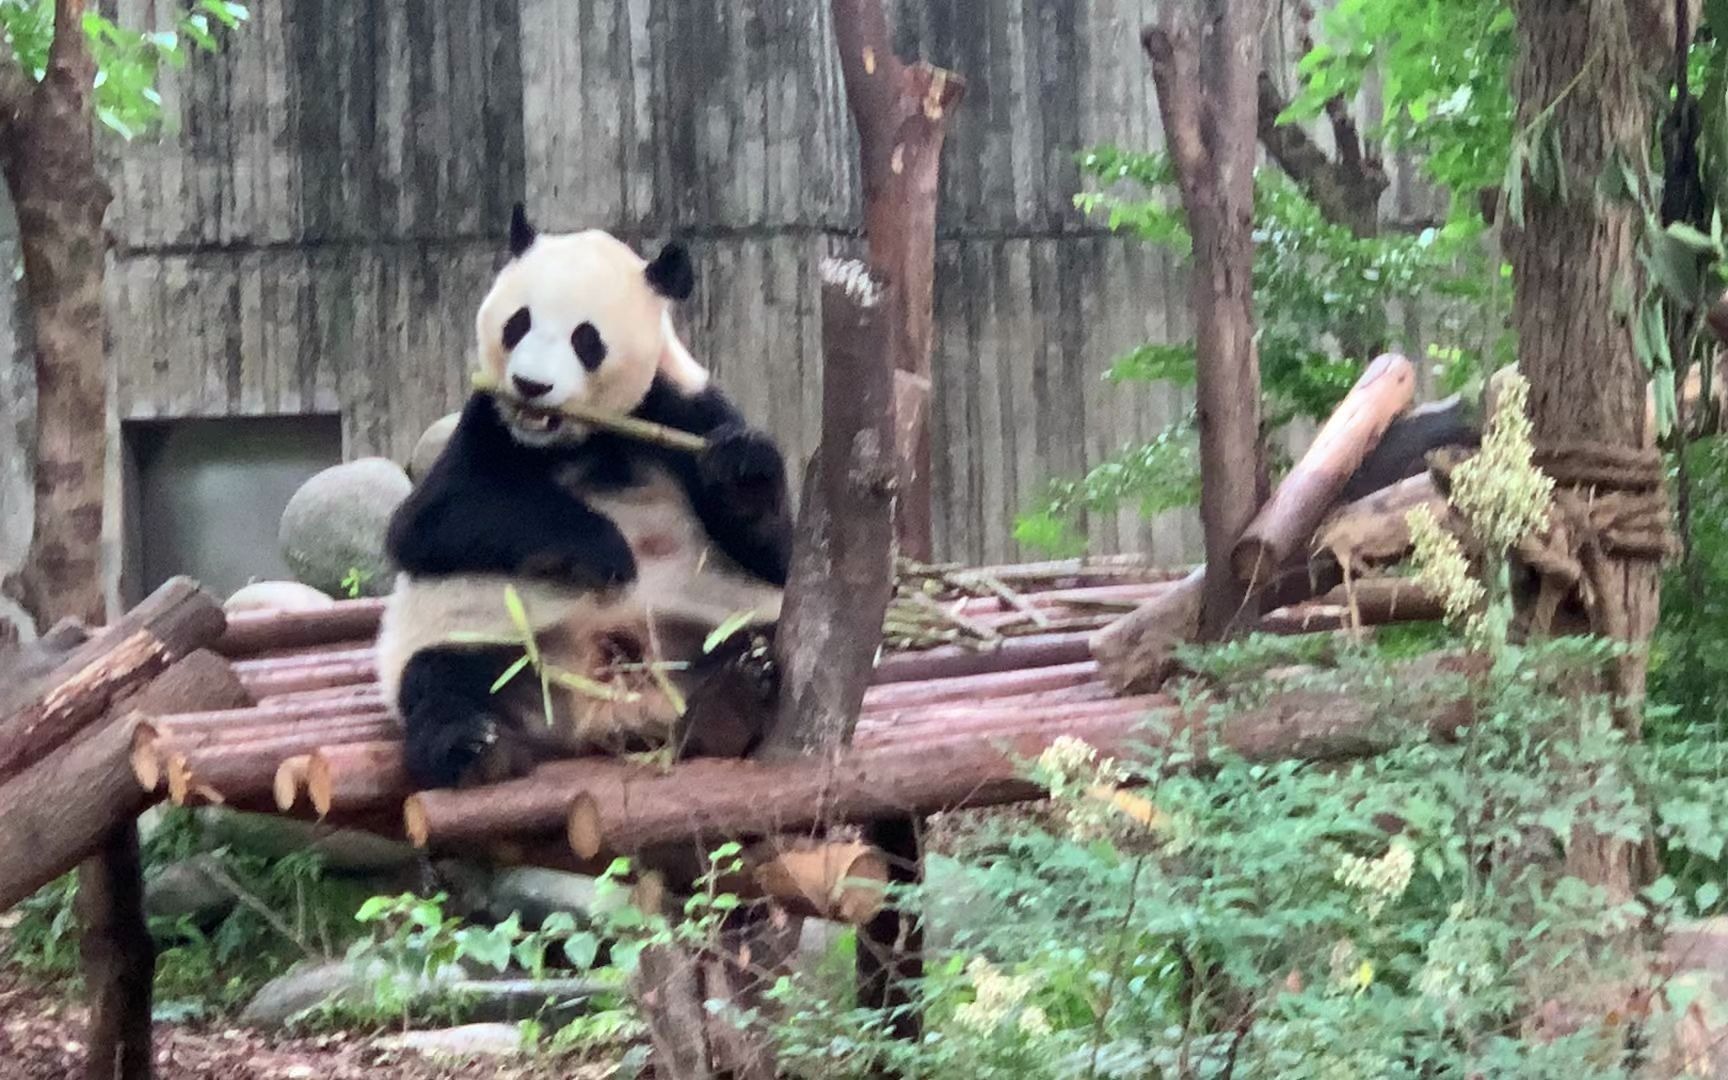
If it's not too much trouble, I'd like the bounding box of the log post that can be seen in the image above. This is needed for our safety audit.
[1142,4,1267,639]
[830,0,964,562]
[77,826,152,1080]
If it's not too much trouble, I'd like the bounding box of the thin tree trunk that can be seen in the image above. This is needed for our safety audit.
[1,6,131,1072]
[829,0,964,562]
[0,0,113,630]
[1143,4,1268,640]
[1504,0,1686,895]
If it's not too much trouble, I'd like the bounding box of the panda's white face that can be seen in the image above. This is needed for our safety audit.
[475,224,708,447]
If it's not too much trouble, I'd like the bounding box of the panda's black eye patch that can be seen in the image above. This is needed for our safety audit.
[571,322,607,371]
[502,307,532,349]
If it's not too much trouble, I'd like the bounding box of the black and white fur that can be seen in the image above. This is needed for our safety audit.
[377,206,792,790]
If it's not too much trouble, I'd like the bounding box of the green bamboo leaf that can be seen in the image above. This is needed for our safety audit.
[490,654,532,694]
[704,611,758,654]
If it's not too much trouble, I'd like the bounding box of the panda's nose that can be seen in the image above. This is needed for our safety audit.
[511,375,553,400]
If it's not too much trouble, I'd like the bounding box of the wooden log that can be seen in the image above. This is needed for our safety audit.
[163,714,397,806]
[758,258,898,760]
[0,577,225,783]
[949,581,1174,616]
[132,707,394,793]
[231,650,378,698]
[0,616,91,718]
[861,661,1100,712]
[741,840,888,925]
[76,823,153,1080]
[563,686,1473,859]
[214,599,385,657]
[1233,354,1417,586]
[1257,578,1444,635]
[1090,567,1206,693]
[872,630,1094,684]
[307,740,411,816]
[120,647,251,715]
[403,759,599,848]
[0,715,152,911]
[1313,472,1446,570]
[561,709,1163,860]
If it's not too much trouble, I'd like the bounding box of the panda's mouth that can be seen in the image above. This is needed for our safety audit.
[512,404,565,435]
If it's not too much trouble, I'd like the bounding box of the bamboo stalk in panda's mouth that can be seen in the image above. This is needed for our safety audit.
[471,371,709,454]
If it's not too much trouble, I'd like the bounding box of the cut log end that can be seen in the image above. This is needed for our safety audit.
[274,755,311,813]
[750,841,889,925]
[568,793,603,860]
[403,794,431,848]
[129,722,163,792]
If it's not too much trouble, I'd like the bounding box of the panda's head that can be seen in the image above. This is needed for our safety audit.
[476,204,709,446]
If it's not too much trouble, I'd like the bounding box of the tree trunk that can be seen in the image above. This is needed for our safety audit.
[1505,0,1683,895]
[0,0,113,631]
[829,0,964,562]
[758,259,897,761]
[1143,5,1268,640]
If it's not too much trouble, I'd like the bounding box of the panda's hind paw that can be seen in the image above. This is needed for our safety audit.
[405,712,507,790]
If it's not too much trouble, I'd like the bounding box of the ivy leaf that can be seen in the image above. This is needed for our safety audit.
[563,931,601,971]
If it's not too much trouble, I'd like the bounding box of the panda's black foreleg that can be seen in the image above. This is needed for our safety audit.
[693,424,794,585]
[671,628,780,760]
[397,647,538,789]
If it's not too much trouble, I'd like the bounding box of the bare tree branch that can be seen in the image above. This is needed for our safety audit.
[1142,24,1210,189]
[1255,73,1386,239]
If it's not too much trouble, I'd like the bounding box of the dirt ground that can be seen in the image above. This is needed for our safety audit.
[0,969,614,1080]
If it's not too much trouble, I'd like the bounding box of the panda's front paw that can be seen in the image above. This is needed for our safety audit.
[404,710,502,790]
[700,424,785,494]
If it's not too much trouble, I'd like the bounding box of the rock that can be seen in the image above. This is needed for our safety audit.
[192,807,422,875]
[408,413,460,481]
[144,854,236,928]
[380,1023,526,1059]
[444,978,601,1027]
[278,458,410,598]
[240,957,462,1029]
[224,580,335,615]
[482,867,600,926]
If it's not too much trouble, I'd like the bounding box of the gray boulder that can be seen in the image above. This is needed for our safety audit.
[408,413,460,482]
[278,458,410,597]
[380,1023,526,1058]
[224,580,335,615]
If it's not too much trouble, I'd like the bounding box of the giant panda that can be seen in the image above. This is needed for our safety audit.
[376,205,792,790]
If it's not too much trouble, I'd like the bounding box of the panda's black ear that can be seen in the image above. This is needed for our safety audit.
[645,241,694,301]
[508,203,536,257]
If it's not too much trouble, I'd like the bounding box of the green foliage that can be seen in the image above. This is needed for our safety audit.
[3,808,370,1015]
[1281,0,1514,202]
[1020,138,1500,553]
[1013,415,1200,556]
[0,0,248,139]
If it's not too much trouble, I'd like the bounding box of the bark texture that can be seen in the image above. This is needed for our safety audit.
[1143,4,1267,639]
[1505,0,1684,894]
[758,259,898,762]
[830,0,965,562]
[0,0,114,631]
